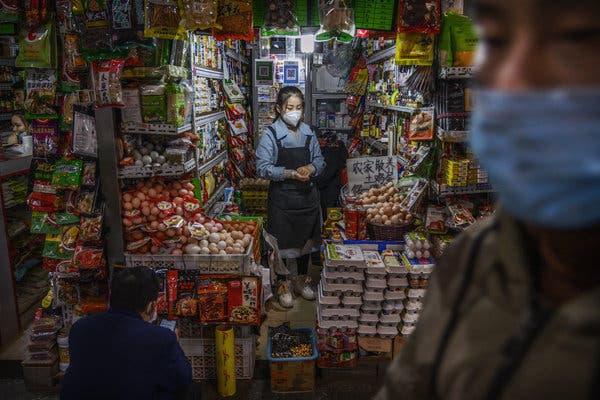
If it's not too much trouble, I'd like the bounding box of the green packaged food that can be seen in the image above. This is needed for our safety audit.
[31,212,61,235]
[52,159,83,190]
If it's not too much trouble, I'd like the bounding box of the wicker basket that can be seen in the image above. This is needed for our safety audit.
[367,222,413,241]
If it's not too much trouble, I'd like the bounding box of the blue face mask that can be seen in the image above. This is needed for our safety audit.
[470,89,600,230]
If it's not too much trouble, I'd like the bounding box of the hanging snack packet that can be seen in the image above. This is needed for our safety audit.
[261,0,300,37]
[60,93,78,129]
[81,161,97,187]
[25,69,57,119]
[32,119,59,158]
[73,242,105,269]
[165,83,186,126]
[80,214,103,242]
[76,191,96,215]
[315,0,356,43]
[31,212,61,235]
[0,1,19,22]
[406,108,434,141]
[144,0,186,40]
[180,0,220,31]
[63,34,87,72]
[212,0,253,41]
[52,158,83,191]
[72,110,98,158]
[397,0,441,34]
[395,33,434,66]
[439,12,478,67]
[16,20,55,68]
[92,59,125,108]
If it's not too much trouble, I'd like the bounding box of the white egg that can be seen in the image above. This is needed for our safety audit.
[157,155,166,164]
[150,151,159,161]
[134,159,144,167]
[133,152,142,161]
[152,163,162,167]
[142,155,153,164]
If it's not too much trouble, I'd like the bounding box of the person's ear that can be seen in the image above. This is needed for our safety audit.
[275,105,281,115]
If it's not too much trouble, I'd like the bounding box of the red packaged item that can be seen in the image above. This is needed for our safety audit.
[28,192,62,212]
[197,277,228,323]
[91,59,125,108]
[155,269,168,314]
[73,242,105,269]
[175,273,197,316]
[397,0,441,34]
[166,270,178,316]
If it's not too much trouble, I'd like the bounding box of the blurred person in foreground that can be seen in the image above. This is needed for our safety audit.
[377,1,600,399]
[61,267,192,400]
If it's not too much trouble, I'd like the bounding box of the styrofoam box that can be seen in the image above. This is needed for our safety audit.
[357,325,378,337]
[362,302,382,313]
[322,280,364,296]
[362,251,388,276]
[385,289,407,301]
[401,325,416,336]
[387,273,408,279]
[318,314,359,330]
[402,312,420,324]
[322,267,365,284]
[407,288,427,299]
[318,283,341,308]
[358,313,379,324]
[318,303,360,319]
[379,313,401,324]
[365,277,387,289]
[404,300,423,312]
[388,277,409,288]
[341,295,363,306]
[377,325,399,338]
[363,290,385,302]
[325,244,366,267]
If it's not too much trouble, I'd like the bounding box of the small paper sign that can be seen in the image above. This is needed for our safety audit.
[347,156,398,194]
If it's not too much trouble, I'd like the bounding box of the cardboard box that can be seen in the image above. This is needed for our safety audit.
[358,336,394,363]
[393,335,404,359]
[270,359,315,393]
[22,357,59,388]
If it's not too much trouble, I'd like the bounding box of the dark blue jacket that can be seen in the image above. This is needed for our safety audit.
[61,308,192,400]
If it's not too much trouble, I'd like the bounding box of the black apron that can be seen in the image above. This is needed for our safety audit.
[266,127,321,253]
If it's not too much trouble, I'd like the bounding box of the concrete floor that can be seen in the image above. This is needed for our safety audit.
[0,263,389,399]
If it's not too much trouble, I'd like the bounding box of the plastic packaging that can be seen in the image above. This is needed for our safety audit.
[72,111,98,158]
[315,0,356,43]
[92,59,125,108]
[144,0,186,40]
[439,12,478,67]
[395,33,435,66]
[181,0,219,30]
[212,0,253,41]
[32,119,59,158]
[25,69,57,118]
[16,21,55,68]
[397,0,441,34]
[261,0,300,37]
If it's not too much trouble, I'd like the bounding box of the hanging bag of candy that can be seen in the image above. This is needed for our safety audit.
[180,0,221,31]
[315,0,356,43]
[260,0,301,38]
[212,0,253,41]
[397,0,442,34]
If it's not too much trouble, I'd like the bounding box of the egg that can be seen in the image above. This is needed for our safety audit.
[171,248,183,255]
[217,241,227,250]
[142,207,150,216]
[131,198,141,208]
[150,207,160,215]
[142,155,152,165]
[145,143,154,151]
[179,189,189,196]
[136,192,146,201]
[208,233,220,243]
[122,218,132,227]
[157,155,166,164]
[150,151,159,161]
[200,247,210,254]
[140,147,150,156]
[200,240,209,247]
[123,202,133,211]
[134,159,144,167]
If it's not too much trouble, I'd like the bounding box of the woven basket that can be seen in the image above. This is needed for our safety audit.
[367,221,413,241]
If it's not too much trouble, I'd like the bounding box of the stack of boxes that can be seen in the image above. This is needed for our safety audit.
[443,157,489,187]
[317,244,365,367]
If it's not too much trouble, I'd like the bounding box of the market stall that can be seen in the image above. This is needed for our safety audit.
[0,0,490,395]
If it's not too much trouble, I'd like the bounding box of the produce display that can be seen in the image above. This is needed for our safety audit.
[121,179,255,255]
[269,324,314,359]
[357,182,414,225]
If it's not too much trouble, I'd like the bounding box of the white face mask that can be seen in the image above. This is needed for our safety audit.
[282,110,302,127]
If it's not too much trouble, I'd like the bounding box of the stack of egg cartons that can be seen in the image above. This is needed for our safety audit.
[400,233,435,340]
[318,244,365,333]
[359,251,385,337]
[380,250,407,338]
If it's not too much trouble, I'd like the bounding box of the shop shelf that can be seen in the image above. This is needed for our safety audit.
[0,82,14,90]
[180,333,255,380]
[121,121,193,135]
[433,181,495,197]
[0,57,15,66]
[203,180,228,213]
[122,65,188,80]
[363,136,388,152]
[367,102,431,114]
[437,127,469,142]
[0,156,31,178]
[225,48,249,64]
[118,158,196,179]
[197,149,227,176]
[194,110,225,128]
[192,66,224,80]
[439,67,474,79]
[366,46,396,64]
[124,237,252,273]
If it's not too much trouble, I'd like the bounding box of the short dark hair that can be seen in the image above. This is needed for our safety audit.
[110,267,159,313]
[275,86,304,117]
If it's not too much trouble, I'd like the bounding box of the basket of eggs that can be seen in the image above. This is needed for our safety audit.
[357,183,415,241]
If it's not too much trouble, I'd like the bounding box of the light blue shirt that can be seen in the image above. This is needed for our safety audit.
[256,118,326,182]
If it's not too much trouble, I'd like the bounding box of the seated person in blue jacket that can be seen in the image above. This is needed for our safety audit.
[256,86,325,306]
[61,266,192,400]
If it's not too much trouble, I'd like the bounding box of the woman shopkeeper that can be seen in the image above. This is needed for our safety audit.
[256,86,325,278]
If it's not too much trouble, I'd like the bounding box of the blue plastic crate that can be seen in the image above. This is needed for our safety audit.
[266,327,318,362]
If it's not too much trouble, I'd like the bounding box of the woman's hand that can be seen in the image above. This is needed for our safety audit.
[296,165,315,180]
